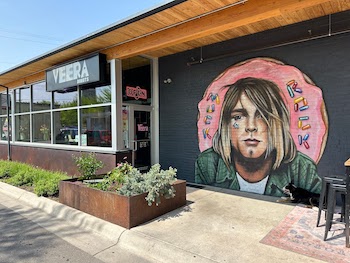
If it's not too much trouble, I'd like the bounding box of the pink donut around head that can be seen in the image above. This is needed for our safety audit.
[197,58,328,164]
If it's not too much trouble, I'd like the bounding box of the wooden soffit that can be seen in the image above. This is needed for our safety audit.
[1,0,350,89]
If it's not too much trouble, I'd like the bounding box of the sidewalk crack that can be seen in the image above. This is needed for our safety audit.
[92,229,127,256]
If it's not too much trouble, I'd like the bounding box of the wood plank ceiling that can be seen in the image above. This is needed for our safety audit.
[0,0,349,89]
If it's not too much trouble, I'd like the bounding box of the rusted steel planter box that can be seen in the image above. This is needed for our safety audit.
[59,179,186,229]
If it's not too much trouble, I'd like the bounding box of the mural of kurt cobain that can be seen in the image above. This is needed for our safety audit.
[195,58,328,197]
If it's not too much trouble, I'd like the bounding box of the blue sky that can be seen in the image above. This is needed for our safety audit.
[0,0,170,73]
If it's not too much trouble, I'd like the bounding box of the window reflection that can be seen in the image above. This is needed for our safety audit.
[0,92,12,141]
[81,106,111,147]
[53,89,77,109]
[1,116,11,141]
[0,93,11,115]
[54,110,78,145]
[81,85,111,105]
[15,87,31,113]
[15,115,30,142]
[33,82,51,111]
[33,113,51,143]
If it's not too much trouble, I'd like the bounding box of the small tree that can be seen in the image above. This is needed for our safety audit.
[72,152,103,180]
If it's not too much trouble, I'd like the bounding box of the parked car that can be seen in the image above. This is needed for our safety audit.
[85,130,111,146]
[56,127,78,145]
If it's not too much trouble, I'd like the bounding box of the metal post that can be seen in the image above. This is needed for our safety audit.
[6,86,11,161]
[0,84,11,161]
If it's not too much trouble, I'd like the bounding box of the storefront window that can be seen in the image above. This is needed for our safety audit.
[15,87,31,113]
[122,56,151,105]
[33,112,51,143]
[0,116,11,141]
[0,92,12,141]
[15,114,30,142]
[53,110,78,145]
[81,85,111,105]
[81,106,111,147]
[0,93,11,115]
[33,82,51,111]
[53,89,78,109]
[9,59,114,149]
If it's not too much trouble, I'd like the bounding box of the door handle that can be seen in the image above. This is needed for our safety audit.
[132,140,138,151]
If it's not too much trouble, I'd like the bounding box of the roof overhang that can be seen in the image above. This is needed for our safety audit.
[0,0,349,89]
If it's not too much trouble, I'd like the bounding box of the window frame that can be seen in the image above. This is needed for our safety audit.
[6,61,115,151]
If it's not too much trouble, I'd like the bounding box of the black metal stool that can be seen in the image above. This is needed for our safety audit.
[323,163,350,247]
[345,187,350,247]
[317,175,346,227]
[344,164,350,247]
[324,183,346,241]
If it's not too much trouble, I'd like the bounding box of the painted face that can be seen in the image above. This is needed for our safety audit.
[230,93,268,159]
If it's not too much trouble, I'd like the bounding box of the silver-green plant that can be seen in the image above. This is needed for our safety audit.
[89,162,177,206]
[143,164,177,206]
[118,163,177,206]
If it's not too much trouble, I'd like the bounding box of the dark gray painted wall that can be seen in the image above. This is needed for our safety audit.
[159,11,350,182]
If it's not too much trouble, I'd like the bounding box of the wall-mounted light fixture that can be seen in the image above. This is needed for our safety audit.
[163,78,172,84]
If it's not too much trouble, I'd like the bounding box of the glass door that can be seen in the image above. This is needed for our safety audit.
[122,105,151,171]
[133,110,151,171]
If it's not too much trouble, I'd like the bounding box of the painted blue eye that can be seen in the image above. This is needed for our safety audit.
[232,115,241,121]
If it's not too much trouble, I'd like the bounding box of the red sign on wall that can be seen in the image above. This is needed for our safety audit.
[126,86,147,100]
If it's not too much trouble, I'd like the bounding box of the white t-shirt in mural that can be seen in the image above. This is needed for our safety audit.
[236,172,269,194]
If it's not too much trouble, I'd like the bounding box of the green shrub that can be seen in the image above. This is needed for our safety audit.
[7,168,34,186]
[72,152,104,180]
[0,160,11,179]
[0,160,69,197]
[34,171,68,196]
[91,162,132,191]
[0,160,27,179]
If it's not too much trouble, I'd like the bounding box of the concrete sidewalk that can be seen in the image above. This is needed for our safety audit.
[0,182,324,263]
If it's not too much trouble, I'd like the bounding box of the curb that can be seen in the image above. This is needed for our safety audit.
[0,182,125,242]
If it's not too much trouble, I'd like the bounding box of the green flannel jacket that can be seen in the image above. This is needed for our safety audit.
[195,148,321,197]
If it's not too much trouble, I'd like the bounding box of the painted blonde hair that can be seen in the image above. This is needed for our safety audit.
[213,77,296,170]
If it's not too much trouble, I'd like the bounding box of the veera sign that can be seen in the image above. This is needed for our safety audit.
[137,124,149,131]
[46,54,106,92]
[53,61,89,84]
